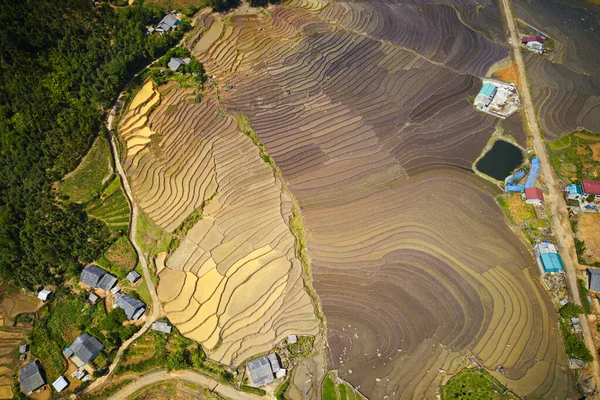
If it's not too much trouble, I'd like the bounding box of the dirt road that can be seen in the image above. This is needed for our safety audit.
[108,370,267,400]
[498,0,600,392]
[85,97,161,392]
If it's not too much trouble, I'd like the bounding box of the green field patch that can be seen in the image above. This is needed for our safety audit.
[87,176,130,233]
[59,134,113,203]
[322,372,337,400]
[136,211,172,257]
[96,236,138,279]
[440,368,519,400]
[548,130,600,182]
[30,323,67,382]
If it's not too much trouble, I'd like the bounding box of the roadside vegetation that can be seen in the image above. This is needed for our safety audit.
[0,0,185,289]
[115,325,233,383]
[28,291,139,384]
[440,368,519,399]
[558,303,593,362]
[548,131,600,183]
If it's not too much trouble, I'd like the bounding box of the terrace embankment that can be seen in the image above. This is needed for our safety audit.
[118,82,319,367]
[183,1,573,398]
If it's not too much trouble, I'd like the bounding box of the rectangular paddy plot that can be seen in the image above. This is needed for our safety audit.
[187,1,574,398]
[119,83,319,367]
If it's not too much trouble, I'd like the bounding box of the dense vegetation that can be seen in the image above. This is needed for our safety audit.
[0,0,182,289]
[558,303,593,362]
[440,368,517,399]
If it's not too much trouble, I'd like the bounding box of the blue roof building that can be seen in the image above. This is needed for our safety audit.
[567,184,583,199]
[480,83,497,98]
[540,253,564,273]
[474,83,498,108]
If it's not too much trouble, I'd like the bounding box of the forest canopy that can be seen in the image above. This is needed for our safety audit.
[0,0,180,288]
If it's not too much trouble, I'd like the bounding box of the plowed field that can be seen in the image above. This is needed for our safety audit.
[182,1,572,398]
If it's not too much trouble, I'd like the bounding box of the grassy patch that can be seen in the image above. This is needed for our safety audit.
[496,195,513,224]
[338,383,348,400]
[87,176,130,233]
[240,385,266,395]
[322,372,337,400]
[547,130,600,182]
[60,134,113,203]
[135,210,172,257]
[275,379,290,400]
[506,194,536,226]
[288,335,314,359]
[96,236,138,279]
[30,323,66,382]
[440,368,518,399]
[579,278,592,314]
[46,296,92,346]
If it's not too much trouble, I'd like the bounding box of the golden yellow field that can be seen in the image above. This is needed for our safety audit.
[120,84,319,366]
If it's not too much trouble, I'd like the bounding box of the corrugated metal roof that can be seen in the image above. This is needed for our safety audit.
[69,333,104,364]
[115,294,145,320]
[525,187,544,201]
[583,180,600,195]
[479,83,497,98]
[247,356,275,386]
[567,184,583,195]
[52,376,68,392]
[588,268,600,292]
[19,361,45,394]
[540,253,564,273]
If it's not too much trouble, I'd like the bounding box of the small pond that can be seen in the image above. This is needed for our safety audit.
[476,140,523,180]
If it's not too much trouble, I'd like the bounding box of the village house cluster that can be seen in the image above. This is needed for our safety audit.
[17,263,164,396]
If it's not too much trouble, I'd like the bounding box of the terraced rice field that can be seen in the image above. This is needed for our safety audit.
[0,327,26,399]
[87,176,131,232]
[120,83,319,366]
[514,0,600,139]
[182,1,572,398]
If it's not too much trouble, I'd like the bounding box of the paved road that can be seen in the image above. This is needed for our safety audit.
[499,0,600,393]
[85,96,161,393]
[108,370,267,400]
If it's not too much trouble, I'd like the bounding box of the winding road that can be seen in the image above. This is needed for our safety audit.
[109,370,266,400]
[85,95,161,393]
[499,0,600,393]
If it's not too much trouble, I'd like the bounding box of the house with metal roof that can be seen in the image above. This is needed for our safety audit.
[88,293,99,304]
[156,14,179,33]
[114,293,146,320]
[522,35,544,44]
[67,333,104,367]
[19,344,28,354]
[525,187,544,206]
[583,180,600,195]
[37,289,51,301]
[168,57,187,72]
[567,184,583,200]
[151,321,172,334]
[287,334,298,344]
[527,41,544,53]
[474,83,497,108]
[588,268,600,292]
[533,242,564,274]
[127,270,141,283]
[19,361,45,394]
[246,353,284,387]
[52,376,68,393]
[80,265,117,291]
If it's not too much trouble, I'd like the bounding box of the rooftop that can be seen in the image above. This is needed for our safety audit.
[479,82,497,98]
[68,333,104,365]
[583,180,600,195]
[525,187,544,201]
[567,184,583,195]
[127,270,141,283]
[52,376,68,392]
[535,242,558,254]
[588,268,600,292]
[151,321,172,334]
[247,353,282,387]
[19,361,45,394]
[540,253,564,273]
[80,265,116,291]
[115,293,146,320]
[37,289,51,301]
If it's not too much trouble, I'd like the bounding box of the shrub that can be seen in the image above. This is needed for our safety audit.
[559,303,584,319]
[240,385,267,396]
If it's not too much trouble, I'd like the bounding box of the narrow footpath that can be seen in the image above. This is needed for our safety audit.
[85,96,161,392]
[109,370,266,400]
[499,0,600,392]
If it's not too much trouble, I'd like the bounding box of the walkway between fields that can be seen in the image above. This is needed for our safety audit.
[498,0,600,392]
[85,96,161,392]
[109,370,267,400]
